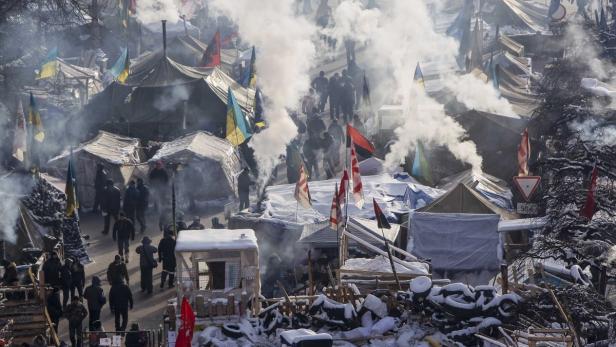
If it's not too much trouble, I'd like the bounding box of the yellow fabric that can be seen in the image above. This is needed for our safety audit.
[29,111,45,142]
[118,68,129,83]
[226,111,246,146]
[37,61,58,79]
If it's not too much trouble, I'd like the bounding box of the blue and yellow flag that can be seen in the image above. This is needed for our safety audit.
[37,48,58,80]
[412,141,432,185]
[109,47,130,83]
[65,151,79,219]
[28,93,45,142]
[413,62,425,89]
[226,87,252,146]
[242,46,256,88]
[254,87,265,128]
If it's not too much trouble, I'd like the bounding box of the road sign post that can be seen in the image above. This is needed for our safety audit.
[513,176,541,202]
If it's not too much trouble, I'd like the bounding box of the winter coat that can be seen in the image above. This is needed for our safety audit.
[64,301,88,324]
[60,264,72,287]
[113,217,135,241]
[102,186,122,214]
[109,283,133,311]
[84,278,106,311]
[136,183,150,210]
[71,262,85,288]
[42,257,62,287]
[46,292,62,320]
[238,171,251,196]
[136,241,157,270]
[123,185,140,212]
[328,122,344,144]
[149,168,169,187]
[312,76,329,95]
[125,331,147,347]
[106,261,129,285]
[157,237,176,270]
[94,168,108,192]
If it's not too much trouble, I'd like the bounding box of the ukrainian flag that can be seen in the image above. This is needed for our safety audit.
[412,141,432,185]
[413,62,425,90]
[37,48,58,80]
[110,47,130,83]
[242,46,256,88]
[28,93,45,142]
[65,153,79,219]
[226,87,252,146]
[254,87,266,128]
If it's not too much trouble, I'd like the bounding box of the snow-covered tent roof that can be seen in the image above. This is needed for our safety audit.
[150,131,239,164]
[499,0,576,34]
[358,157,384,176]
[403,183,446,210]
[342,256,429,276]
[175,229,258,252]
[50,130,142,165]
[438,169,514,211]
[262,173,419,225]
[125,51,211,87]
[498,34,525,57]
[297,217,399,249]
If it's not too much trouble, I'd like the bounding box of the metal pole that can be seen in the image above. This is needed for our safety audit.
[380,226,401,290]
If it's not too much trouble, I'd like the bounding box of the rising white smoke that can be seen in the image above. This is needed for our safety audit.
[153,84,190,112]
[0,176,33,244]
[209,0,317,185]
[136,0,180,25]
[331,0,486,171]
[570,118,616,147]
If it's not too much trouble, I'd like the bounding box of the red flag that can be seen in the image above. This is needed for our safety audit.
[337,170,349,208]
[329,183,342,229]
[201,31,221,67]
[517,128,530,176]
[580,165,598,220]
[346,123,375,154]
[175,297,195,347]
[295,164,312,208]
[373,198,391,229]
[350,143,364,208]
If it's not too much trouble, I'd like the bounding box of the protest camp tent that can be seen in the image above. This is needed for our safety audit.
[149,131,242,204]
[46,131,143,209]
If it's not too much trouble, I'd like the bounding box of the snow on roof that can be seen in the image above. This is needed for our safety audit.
[175,229,258,252]
[498,216,547,232]
[48,131,141,165]
[342,256,429,276]
[150,131,239,164]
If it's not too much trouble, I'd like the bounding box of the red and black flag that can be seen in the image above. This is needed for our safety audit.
[373,198,391,229]
[201,31,221,67]
[580,164,598,220]
[346,124,375,158]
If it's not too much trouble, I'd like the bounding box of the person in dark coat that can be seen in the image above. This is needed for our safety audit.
[43,251,62,288]
[60,258,73,307]
[83,276,106,331]
[106,255,129,286]
[341,78,355,122]
[125,323,147,347]
[135,237,157,294]
[46,287,62,332]
[102,179,122,235]
[307,113,326,139]
[1,260,18,286]
[136,178,149,233]
[149,161,169,214]
[108,280,133,332]
[311,71,329,112]
[328,118,344,145]
[237,168,251,210]
[322,131,337,179]
[64,296,87,347]
[123,180,139,224]
[113,212,135,263]
[157,232,176,289]
[187,217,204,230]
[328,73,342,119]
[286,139,305,184]
[70,257,85,299]
[303,136,320,179]
[93,164,108,213]
[211,217,225,229]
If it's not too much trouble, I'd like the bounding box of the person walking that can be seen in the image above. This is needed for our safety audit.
[149,161,169,214]
[311,71,329,112]
[123,180,140,224]
[102,179,121,235]
[46,287,62,333]
[237,168,251,210]
[60,258,73,307]
[42,251,62,289]
[135,236,157,294]
[92,163,108,213]
[106,255,129,286]
[83,276,106,331]
[113,212,135,263]
[328,73,342,119]
[158,232,176,289]
[70,256,85,299]
[108,279,133,332]
[64,296,88,347]
[136,178,149,233]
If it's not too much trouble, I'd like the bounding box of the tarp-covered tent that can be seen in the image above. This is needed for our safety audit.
[166,35,238,71]
[149,131,242,203]
[83,51,254,141]
[438,170,515,212]
[46,131,143,209]
[498,0,576,33]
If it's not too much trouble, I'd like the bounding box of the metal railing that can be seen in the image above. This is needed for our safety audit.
[82,329,162,347]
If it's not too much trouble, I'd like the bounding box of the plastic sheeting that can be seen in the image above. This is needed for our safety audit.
[410,212,501,271]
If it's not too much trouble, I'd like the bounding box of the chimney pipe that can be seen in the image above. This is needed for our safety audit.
[162,20,167,56]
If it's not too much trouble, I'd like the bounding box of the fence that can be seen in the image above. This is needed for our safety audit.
[83,329,162,347]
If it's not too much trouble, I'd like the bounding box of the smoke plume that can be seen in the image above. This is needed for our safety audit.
[153,84,190,112]
[570,118,616,147]
[209,0,317,185]
[136,0,180,25]
[0,175,33,244]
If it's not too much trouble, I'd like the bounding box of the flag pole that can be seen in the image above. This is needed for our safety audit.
[380,226,401,290]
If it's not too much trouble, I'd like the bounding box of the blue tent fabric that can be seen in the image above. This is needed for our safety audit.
[403,184,445,210]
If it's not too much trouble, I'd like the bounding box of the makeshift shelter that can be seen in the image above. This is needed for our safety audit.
[437,169,515,212]
[166,35,238,71]
[46,131,143,209]
[84,51,254,140]
[149,131,242,204]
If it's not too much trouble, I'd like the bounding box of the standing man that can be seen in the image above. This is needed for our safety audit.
[109,279,133,332]
[113,212,135,263]
[123,180,139,224]
[237,168,251,210]
[136,236,157,294]
[83,276,106,331]
[187,217,205,230]
[70,256,85,300]
[136,178,149,233]
[311,71,329,113]
[43,251,62,289]
[64,296,88,347]
[60,258,73,307]
[102,179,121,235]
[93,163,108,213]
[158,231,176,289]
[328,73,342,120]
[149,161,169,215]
[106,255,129,285]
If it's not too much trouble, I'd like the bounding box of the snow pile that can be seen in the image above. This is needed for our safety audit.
[342,256,429,276]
